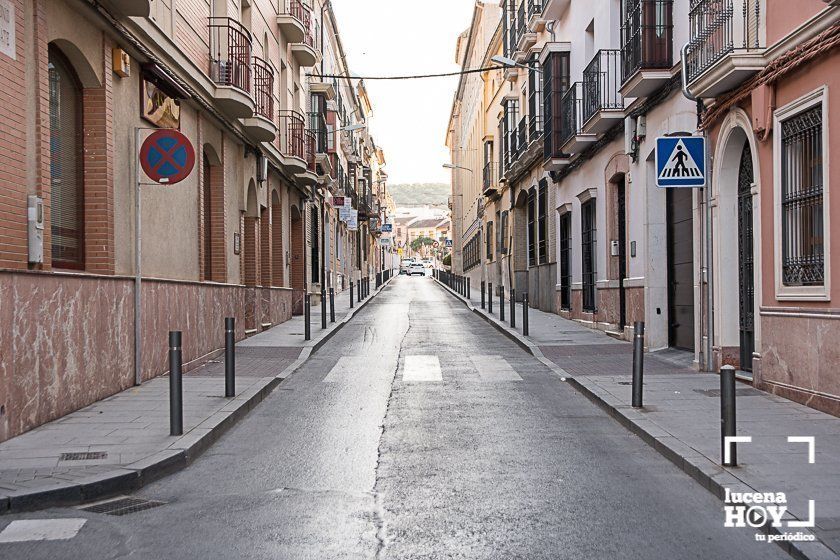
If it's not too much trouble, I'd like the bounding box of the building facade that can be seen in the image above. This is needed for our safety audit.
[0,0,386,442]
[448,0,840,416]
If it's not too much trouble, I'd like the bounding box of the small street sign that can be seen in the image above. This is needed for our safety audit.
[381,223,393,233]
[332,196,345,208]
[655,136,705,188]
[445,239,453,248]
[140,129,195,185]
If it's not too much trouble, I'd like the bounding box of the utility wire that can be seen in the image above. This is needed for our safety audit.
[307,66,500,80]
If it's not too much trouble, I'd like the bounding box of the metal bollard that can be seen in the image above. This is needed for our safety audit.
[357,278,362,302]
[522,293,529,336]
[350,281,354,308]
[488,283,493,313]
[499,287,505,322]
[321,287,327,329]
[721,365,737,466]
[169,331,183,436]
[632,321,645,408]
[510,288,516,328]
[224,317,235,398]
[329,288,335,323]
[467,277,470,300]
[481,281,486,309]
[304,294,311,341]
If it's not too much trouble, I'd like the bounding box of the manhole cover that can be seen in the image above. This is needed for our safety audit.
[81,496,166,516]
[59,452,107,461]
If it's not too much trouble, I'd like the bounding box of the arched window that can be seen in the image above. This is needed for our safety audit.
[48,45,84,269]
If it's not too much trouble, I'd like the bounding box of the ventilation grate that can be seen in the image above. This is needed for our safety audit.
[81,497,166,516]
[59,451,108,461]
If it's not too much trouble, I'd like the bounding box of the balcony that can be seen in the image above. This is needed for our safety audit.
[242,57,277,142]
[581,49,625,135]
[684,0,765,98]
[620,0,675,98]
[277,0,307,44]
[483,162,499,197]
[541,0,571,20]
[514,2,536,61]
[560,82,597,156]
[527,0,546,32]
[277,110,308,173]
[208,17,254,119]
[290,9,320,67]
[295,129,318,186]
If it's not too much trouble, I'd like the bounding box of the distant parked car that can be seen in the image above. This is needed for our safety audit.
[409,262,425,276]
[400,259,413,275]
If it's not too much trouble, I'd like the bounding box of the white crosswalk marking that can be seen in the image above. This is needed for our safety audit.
[402,355,442,382]
[0,519,87,543]
[470,355,523,382]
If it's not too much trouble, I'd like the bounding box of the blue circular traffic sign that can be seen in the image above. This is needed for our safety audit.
[140,129,195,185]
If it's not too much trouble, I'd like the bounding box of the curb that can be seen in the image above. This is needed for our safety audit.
[1,275,395,515]
[433,278,836,560]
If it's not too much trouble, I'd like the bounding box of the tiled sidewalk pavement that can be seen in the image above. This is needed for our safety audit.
[0,277,392,513]
[439,278,840,560]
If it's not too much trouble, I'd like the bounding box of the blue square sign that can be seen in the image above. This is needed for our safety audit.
[655,136,706,188]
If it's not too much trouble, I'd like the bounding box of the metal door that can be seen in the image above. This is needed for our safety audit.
[667,188,694,351]
[617,179,627,329]
[737,144,755,372]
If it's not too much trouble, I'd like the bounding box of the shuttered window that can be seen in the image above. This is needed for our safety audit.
[48,46,84,269]
[311,205,320,283]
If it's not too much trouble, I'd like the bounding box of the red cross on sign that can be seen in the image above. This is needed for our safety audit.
[139,129,195,185]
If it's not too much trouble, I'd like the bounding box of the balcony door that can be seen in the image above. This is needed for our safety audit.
[642,0,672,67]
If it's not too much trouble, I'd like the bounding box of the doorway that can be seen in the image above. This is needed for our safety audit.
[737,144,755,372]
[666,188,694,351]
[616,177,627,329]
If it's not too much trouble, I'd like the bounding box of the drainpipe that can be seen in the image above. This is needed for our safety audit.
[681,43,714,372]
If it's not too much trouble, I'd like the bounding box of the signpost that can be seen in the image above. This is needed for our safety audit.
[381,223,393,233]
[134,128,195,386]
[655,136,706,188]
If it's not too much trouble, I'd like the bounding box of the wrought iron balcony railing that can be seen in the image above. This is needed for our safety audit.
[517,116,528,156]
[307,111,328,154]
[278,110,307,161]
[208,17,252,94]
[285,0,307,22]
[685,0,763,84]
[251,57,274,120]
[528,113,543,142]
[528,0,543,18]
[517,2,527,40]
[483,162,498,194]
[620,0,674,84]
[582,49,623,125]
[304,129,316,171]
[560,82,583,146]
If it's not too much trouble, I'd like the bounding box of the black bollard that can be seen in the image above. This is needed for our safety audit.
[481,281,486,309]
[632,321,645,408]
[488,283,493,314]
[522,292,529,336]
[321,287,327,329]
[224,317,235,398]
[358,278,362,301]
[169,331,183,436]
[304,293,311,341]
[499,287,505,322]
[350,281,354,308]
[467,277,471,300]
[721,365,737,466]
[510,289,516,327]
[329,288,335,323]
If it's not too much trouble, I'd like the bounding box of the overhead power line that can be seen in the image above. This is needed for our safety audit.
[308,66,500,80]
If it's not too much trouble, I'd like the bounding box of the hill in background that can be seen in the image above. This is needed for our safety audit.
[388,183,450,207]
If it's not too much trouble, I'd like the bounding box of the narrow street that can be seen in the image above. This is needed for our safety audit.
[0,277,785,559]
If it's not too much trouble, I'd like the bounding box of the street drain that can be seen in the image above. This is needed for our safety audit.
[59,451,107,461]
[81,496,166,516]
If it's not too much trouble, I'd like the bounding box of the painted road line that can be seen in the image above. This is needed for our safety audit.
[470,355,523,382]
[402,355,443,382]
[0,519,87,543]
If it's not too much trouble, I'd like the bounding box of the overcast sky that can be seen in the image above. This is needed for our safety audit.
[330,0,478,185]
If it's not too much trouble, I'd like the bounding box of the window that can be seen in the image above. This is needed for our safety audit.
[581,199,597,312]
[559,211,572,310]
[311,205,320,283]
[504,99,519,169]
[528,54,542,137]
[500,210,509,254]
[202,154,213,280]
[543,50,570,162]
[528,187,536,266]
[781,105,823,287]
[486,221,494,260]
[538,180,548,264]
[774,88,829,300]
[464,231,481,271]
[48,46,84,269]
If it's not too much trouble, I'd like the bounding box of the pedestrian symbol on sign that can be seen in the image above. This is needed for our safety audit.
[655,136,706,188]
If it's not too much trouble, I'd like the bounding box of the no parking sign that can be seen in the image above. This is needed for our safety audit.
[139,129,195,185]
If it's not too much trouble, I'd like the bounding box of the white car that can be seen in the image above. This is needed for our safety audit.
[399,259,413,275]
[409,262,425,276]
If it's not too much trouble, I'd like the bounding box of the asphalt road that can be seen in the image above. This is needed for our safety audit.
[0,276,788,559]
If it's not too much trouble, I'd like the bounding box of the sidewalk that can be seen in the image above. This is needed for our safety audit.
[0,278,392,514]
[437,278,840,560]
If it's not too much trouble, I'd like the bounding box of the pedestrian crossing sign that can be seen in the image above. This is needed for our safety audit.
[655,136,706,188]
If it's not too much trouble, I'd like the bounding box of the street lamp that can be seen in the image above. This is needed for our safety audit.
[338,123,366,132]
[491,54,542,73]
[443,163,473,173]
